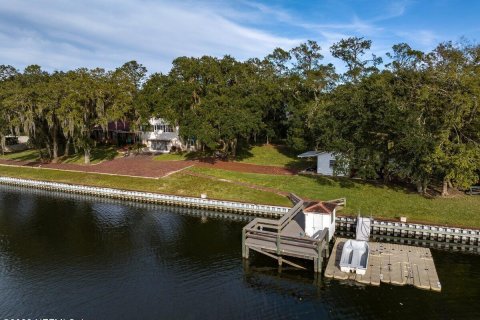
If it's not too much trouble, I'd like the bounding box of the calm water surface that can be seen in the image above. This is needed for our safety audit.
[0,186,479,320]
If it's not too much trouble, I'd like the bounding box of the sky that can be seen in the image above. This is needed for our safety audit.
[0,0,479,73]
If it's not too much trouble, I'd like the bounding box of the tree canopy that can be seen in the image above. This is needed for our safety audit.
[1,39,479,195]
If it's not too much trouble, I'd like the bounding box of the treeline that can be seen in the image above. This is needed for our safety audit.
[0,62,144,163]
[0,37,479,194]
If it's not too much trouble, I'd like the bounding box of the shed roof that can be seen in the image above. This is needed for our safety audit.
[297,151,325,158]
[304,201,337,214]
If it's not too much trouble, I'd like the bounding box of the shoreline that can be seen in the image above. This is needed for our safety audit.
[0,176,289,217]
[0,175,479,251]
[0,162,479,230]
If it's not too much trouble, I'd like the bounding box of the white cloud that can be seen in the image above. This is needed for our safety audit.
[396,30,439,47]
[372,0,411,22]
[0,0,301,73]
[242,1,295,24]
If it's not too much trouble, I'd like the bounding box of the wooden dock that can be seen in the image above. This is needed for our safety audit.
[242,197,330,272]
[324,238,441,292]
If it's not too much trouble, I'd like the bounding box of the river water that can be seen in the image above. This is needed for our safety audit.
[0,185,478,320]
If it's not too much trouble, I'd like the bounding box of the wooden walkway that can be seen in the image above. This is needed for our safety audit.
[324,238,441,292]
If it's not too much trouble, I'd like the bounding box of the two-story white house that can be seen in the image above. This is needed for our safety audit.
[140,118,184,153]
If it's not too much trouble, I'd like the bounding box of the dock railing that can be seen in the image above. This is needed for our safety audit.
[327,197,347,209]
[242,194,330,272]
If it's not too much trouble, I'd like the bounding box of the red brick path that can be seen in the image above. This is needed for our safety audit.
[0,155,296,178]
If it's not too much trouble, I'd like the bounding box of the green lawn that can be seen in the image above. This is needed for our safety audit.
[0,146,119,165]
[1,152,479,228]
[187,166,480,228]
[152,144,313,169]
[0,165,290,206]
[0,149,39,162]
[153,153,188,161]
[61,146,119,164]
[236,144,311,169]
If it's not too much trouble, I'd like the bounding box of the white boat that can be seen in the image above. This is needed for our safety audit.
[339,239,369,275]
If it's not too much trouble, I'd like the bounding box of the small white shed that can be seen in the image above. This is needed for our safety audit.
[297,151,344,176]
[303,201,337,241]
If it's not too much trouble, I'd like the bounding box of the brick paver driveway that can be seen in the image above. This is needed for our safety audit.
[0,155,297,178]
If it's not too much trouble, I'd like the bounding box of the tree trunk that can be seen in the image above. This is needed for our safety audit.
[52,133,59,163]
[422,180,428,195]
[416,181,423,193]
[231,138,237,157]
[0,135,5,155]
[441,179,449,197]
[64,138,71,157]
[84,148,91,165]
[45,143,52,160]
[416,180,428,194]
[447,180,453,189]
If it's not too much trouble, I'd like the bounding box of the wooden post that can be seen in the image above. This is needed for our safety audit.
[276,234,281,255]
[314,272,321,286]
[325,229,330,258]
[242,228,249,259]
[316,241,323,273]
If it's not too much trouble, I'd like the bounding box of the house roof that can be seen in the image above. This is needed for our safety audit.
[297,151,326,158]
[149,118,170,125]
[304,201,337,214]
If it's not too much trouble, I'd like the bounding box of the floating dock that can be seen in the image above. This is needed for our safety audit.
[325,238,441,292]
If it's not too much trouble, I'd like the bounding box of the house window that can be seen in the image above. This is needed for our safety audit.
[329,160,336,168]
[153,124,173,132]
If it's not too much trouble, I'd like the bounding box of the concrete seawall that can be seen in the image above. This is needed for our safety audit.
[336,216,480,253]
[0,176,289,217]
[1,176,478,253]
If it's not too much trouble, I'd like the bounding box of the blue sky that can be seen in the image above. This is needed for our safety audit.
[0,0,478,73]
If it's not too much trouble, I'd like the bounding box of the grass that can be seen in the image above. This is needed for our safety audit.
[187,166,480,228]
[152,144,313,170]
[0,146,119,165]
[2,145,479,228]
[61,146,119,164]
[236,144,311,169]
[0,149,39,162]
[0,164,291,206]
[153,153,189,161]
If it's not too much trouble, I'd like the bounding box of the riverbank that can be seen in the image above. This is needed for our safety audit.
[0,176,289,216]
[1,175,479,256]
[0,164,291,206]
[0,163,479,228]
[187,166,480,228]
